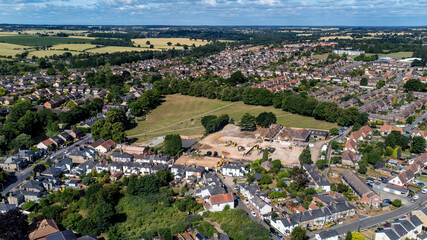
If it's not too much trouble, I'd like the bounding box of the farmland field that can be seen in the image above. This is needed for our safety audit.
[132,38,211,50]
[51,44,97,51]
[0,35,91,46]
[28,50,78,58]
[126,94,339,143]
[87,46,150,53]
[320,36,352,41]
[0,42,29,57]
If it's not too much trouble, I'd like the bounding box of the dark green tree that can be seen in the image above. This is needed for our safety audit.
[299,148,312,165]
[240,113,256,131]
[412,136,426,154]
[163,134,182,156]
[255,112,277,128]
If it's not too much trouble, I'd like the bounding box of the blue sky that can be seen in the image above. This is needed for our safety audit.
[0,0,426,26]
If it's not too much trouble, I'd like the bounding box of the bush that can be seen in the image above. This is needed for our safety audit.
[392,199,402,207]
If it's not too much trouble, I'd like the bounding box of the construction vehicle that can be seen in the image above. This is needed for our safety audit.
[231,142,237,147]
[217,159,226,167]
[254,145,259,150]
[238,146,245,151]
[224,140,232,147]
[222,151,230,155]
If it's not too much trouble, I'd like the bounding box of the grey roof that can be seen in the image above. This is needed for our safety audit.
[41,167,63,177]
[393,224,407,237]
[303,164,331,187]
[318,230,339,239]
[46,230,77,240]
[341,171,374,197]
[0,203,17,213]
[399,219,415,232]
[22,180,45,192]
[383,229,400,240]
[410,215,423,227]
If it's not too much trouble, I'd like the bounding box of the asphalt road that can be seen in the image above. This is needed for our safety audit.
[1,134,93,196]
[324,192,427,235]
[404,112,427,132]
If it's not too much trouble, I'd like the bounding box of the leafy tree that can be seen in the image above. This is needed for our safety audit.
[392,199,402,207]
[163,134,182,156]
[358,161,368,174]
[290,167,309,190]
[345,231,352,240]
[337,183,349,193]
[228,71,247,85]
[240,113,256,131]
[404,79,425,92]
[46,68,56,75]
[11,133,33,150]
[329,127,339,135]
[315,159,328,169]
[0,167,7,184]
[259,173,272,185]
[33,164,46,173]
[290,226,307,240]
[262,149,269,162]
[0,209,29,240]
[385,131,409,150]
[360,78,368,86]
[299,148,312,165]
[412,136,426,154]
[255,112,276,128]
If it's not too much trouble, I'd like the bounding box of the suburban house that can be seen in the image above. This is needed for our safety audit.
[110,152,134,162]
[204,192,235,212]
[341,171,382,207]
[374,215,423,240]
[270,217,299,237]
[0,156,27,171]
[29,219,60,240]
[37,139,56,150]
[303,164,331,193]
[380,125,404,136]
[412,207,427,228]
[95,139,115,153]
[220,162,247,177]
[315,230,340,240]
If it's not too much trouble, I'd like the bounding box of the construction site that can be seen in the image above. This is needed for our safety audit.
[192,124,304,166]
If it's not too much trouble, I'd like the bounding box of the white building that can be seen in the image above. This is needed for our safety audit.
[205,193,235,212]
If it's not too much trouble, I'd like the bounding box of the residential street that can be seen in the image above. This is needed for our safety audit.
[317,192,427,235]
[1,134,93,196]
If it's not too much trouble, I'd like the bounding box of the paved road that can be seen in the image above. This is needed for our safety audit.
[1,134,93,196]
[323,192,427,235]
[404,112,427,132]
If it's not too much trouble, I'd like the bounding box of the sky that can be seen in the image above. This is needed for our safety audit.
[0,0,426,26]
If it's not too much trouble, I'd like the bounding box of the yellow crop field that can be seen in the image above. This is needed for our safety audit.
[320,36,352,41]
[0,42,29,57]
[132,38,211,50]
[87,46,151,54]
[51,44,97,51]
[0,32,19,36]
[28,50,77,58]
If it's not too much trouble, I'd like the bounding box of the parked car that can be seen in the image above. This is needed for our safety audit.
[251,211,256,217]
[414,195,419,200]
[411,198,416,203]
[423,188,427,194]
[408,194,413,198]
[383,199,392,204]
[416,182,425,186]
[380,177,388,183]
[383,223,391,228]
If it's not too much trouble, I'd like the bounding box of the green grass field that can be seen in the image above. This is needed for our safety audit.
[126,94,339,143]
[0,35,91,46]
[367,51,413,59]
